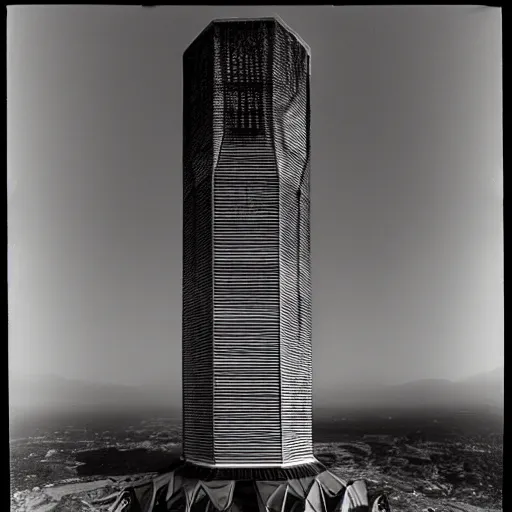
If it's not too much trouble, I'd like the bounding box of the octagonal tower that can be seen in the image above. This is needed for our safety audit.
[182,17,312,469]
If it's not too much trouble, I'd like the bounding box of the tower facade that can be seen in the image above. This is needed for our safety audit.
[182,17,312,468]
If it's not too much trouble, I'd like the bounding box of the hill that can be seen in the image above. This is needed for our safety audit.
[315,367,504,413]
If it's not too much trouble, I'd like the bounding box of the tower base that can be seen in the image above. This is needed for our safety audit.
[108,458,391,512]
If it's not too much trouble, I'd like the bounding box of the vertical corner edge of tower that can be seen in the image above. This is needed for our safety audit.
[272,14,312,63]
[183,20,216,59]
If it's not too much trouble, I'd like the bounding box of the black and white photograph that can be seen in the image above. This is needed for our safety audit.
[8,6,503,512]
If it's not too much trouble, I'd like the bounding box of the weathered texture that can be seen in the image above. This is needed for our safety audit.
[182,17,313,468]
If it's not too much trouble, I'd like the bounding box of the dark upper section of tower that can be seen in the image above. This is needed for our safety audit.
[184,17,310,61]
[182,17,311,193]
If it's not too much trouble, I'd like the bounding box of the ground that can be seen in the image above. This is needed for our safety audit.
[9,410,503,511]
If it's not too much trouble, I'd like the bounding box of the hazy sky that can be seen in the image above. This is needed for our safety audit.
[8,6,503,397]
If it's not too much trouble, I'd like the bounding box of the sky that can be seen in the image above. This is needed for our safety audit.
[7,6,503,400]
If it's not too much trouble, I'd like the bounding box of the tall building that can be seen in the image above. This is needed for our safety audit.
[108,18,391,512]
[182,17,313,469]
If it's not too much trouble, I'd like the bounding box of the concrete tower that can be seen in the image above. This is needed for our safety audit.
[182,17,313,469]
[108,18,391,512]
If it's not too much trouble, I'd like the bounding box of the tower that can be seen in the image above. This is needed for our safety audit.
[110,17,391,512]
[182,17,313,469]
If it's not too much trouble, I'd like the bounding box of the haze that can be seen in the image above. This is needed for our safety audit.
[8,6,503,402]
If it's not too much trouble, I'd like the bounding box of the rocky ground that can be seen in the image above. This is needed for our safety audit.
[10,418,502,511]
[315,433,503,511]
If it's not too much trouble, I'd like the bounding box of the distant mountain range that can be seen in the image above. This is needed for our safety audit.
[9,367,503,416]
[8,374,181,415]
[315,367,504,413]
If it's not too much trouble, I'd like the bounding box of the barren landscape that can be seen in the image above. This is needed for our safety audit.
[10,404,503,512]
